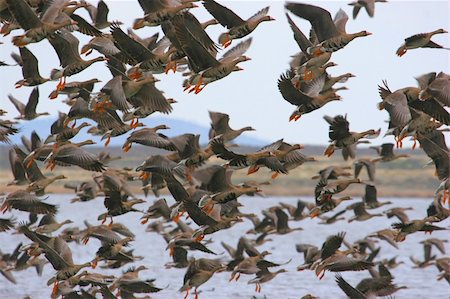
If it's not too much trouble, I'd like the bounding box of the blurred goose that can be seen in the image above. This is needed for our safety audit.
[368,229,398,249]
[348,0,388,19]
[315,178,361,205]
[7,147,28,186]
[311,165,352,182]
[48,30,107,91]
[44,141,105,172]
[19,225,93,296]
[285,2,371,56]
[98,191,145,226]
[391,216,443,242]
[371,143,409,162]
[203,0,274,47]
[210,136,277,173]
[229,250,272,281]
[8,88,49,120]
[14,47,49,88]
[314,232,374,279]
[55,122,90,143]
[6,0,77,47]
[323,114,380,157]
[35,215,73,234]
[248,268,287,293]
[347,202,383,222]
[341,140,370,161]
[0,217,16,232]
[179,258,226,299]
[1,190,57,215]
[122,125,176,152]
[27,174,67,196]
[362,185,391,209]
[270,207,302,234]
[81,0,115,29]
[354,159,376,182]
[208,111,255,142]
[278,71,343,121]
[416,129,449,181]
[318,209,346,224]
[384,207,412,224]
[416,71,450,107]
[335,274,368,299]
[396,29,448,57]
[134,0,198,28]
[175,20,253,93]
[0,119,19,143]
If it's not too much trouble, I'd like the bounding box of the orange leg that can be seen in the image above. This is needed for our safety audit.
[319,269,326,280]
[56,76,66,91]
[50,160,56,171]
[183,288,190,299]
[201,202,214,214]
[271,172,279,179]
[123,142,132,152]
[229,273,235,282]
[26,157,35,169]
[235,273,241,281]
[104,135,111,147]
[183,84,192,92]
[324,145,334,157]
[164,61,177,74]
[412,138,417,150]
[108,216,114,228]
[442,190,448,205]
[173,211,185,223]
[101,214,108,225]
[140,218,149,225]
[194,288,199,299]
[189,76,203,94]
[51,280,59,297]
[194,83,207,94]
[82,237,90,245]
[91,258,98,269]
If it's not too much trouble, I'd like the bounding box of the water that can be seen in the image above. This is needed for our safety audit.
[0,195,449,299]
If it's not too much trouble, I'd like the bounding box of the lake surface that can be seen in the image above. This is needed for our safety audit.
[0,195,449,299]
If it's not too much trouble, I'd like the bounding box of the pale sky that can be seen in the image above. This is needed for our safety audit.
[0,0,449,146]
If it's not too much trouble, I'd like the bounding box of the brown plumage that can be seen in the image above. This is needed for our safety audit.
[203,0,274,48]
[396,29,448,57]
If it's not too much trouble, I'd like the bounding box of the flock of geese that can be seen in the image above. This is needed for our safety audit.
[0,0,449,298]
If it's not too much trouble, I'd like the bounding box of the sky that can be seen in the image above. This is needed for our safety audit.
[0,0,449,146]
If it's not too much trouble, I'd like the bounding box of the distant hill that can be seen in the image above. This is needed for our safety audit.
[7,116,269,147]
